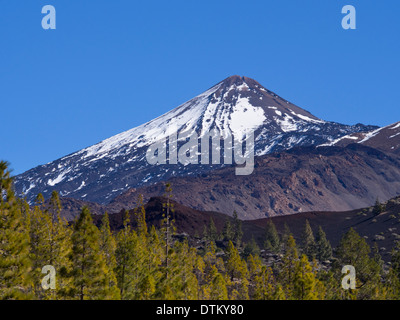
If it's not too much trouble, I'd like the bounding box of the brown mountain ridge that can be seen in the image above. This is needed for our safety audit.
[104,143,400,220]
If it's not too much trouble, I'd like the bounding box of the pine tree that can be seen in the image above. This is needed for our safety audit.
[391,241,400,280]
[0,161,31,299]
[315,226,332,262]
[292,255,325,300]
[300,220,316,260]
[272,284,286,300]
[170,241,199,300]
[203,217,218,242]
[48,191,61,223]
[134,194,148,237]
[147,225,163,273]
[373,198,384,216]
[222,219,234,242]
[243,237,260,260]
[336,228,381,299]
[28,205,49,298]
[225,241,249,299]
[203,265,228,300]
[28,202,71,300]
[202,240,225,282]
[281,223,292,251]
[317,269,342,300]
[279,235,299,297]
[232,211,243,247]
[137,225,163,299]
[99,212,120,299]
[35,193,45,207]
[385,267,400,300]
[161,182,176,281]
[115,210,140,299]
[138,274,156,300]
[69,206,110,300]
[45,191,72,299]
[248,255,276,300]
[264,220,280,253]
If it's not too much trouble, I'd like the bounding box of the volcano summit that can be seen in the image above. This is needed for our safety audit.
[14,76,376,204]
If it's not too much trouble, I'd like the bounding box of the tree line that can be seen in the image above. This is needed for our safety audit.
[2,160,400,300]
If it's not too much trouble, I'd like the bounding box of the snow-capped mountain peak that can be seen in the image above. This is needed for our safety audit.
[14,76,377,204]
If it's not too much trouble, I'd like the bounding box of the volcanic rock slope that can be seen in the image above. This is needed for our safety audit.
[14,75,376,204]
[107,144,400,220]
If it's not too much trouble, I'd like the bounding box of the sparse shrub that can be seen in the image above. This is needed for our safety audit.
[392,233,400,240]
[373,198,384,216]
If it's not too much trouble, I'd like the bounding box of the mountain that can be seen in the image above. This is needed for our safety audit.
[14,75,376,204]
[104,144,400,220]
[321,121,400,154]
[90,194,400,262]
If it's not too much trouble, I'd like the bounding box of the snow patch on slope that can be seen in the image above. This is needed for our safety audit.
[76,83,223,159]
[390,122,400,130]
[319,134,360,147]
[358,127,384,143]
[48,168,71,186]
[229,96,266,137]
[275,113,298,132]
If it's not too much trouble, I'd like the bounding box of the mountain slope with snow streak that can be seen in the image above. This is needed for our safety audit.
[14,75,377,204]
[320,121,400,154]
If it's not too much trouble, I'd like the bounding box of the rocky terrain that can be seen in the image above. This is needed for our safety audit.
[100,143,400,220]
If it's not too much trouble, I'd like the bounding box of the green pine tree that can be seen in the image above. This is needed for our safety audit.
[0,161,31,299]
[281,223,292,251]
[134,194,148,237]
[243,237,260,260]
[44,191,72,299]
[203,217,218,242]
[232,211,243,247]
[373,198,384,216]
[203,265,228,300]
[115,210,140,299]
[161,183,176,282]
[300,220,316,260]
[99,212,120,299]
[222,219,234,242]
[225,241,249,299]
[264,220,280,253]
[315,226,332,262]
[335,228,381,299]
[292,255,325,300]
[69,206,111,300]
[279,235,299,298]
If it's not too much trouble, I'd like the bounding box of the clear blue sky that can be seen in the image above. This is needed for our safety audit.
[1,0,399,174]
